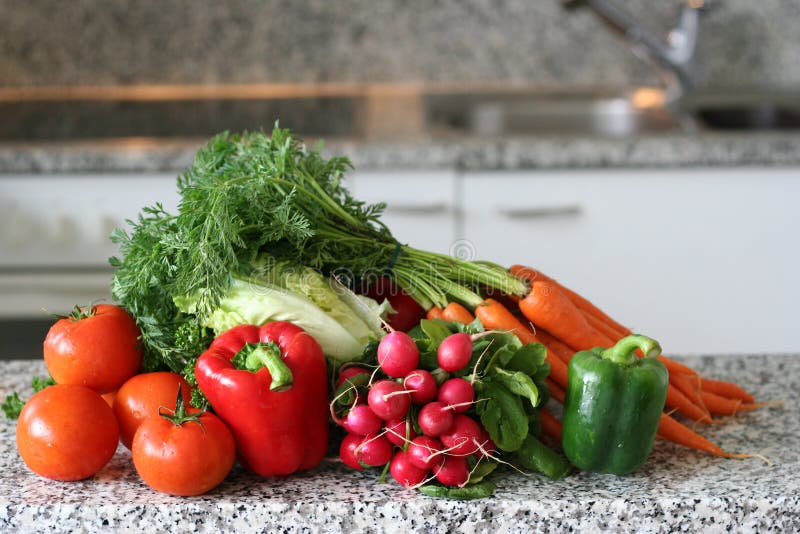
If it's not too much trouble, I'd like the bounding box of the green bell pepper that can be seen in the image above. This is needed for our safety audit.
[562,334,668,475]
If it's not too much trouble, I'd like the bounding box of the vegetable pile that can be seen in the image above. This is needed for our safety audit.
[5,125,772,499]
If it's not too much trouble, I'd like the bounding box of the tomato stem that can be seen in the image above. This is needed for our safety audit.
[159,386,205,428]
[53,303,98,322]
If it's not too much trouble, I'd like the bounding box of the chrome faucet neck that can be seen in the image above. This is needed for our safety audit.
[563,0,708,101]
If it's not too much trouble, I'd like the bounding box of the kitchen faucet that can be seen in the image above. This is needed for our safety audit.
[562,0,709,102]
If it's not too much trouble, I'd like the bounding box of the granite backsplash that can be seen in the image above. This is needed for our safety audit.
[1,0,798,92]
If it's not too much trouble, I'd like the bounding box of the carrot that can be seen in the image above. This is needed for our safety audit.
[508,264,555,285]
[475,298,570,389]
[475,298,538,344]
[519,281,614,351]
[441,302,475,325]
[669,372,709,418]
[581,310,699,376]
[546,378,566,404]
[584,311,701,375]
[426,306,445,320]
[510,264,628,335]
[700,391,775,416]
[534,329,575,365]
[657,413,766,461]
[510,263,762,418]
[583,311,626,345]
[512,265,706,376]
[524,269,703,378]
[665,383,712,423]
[539,407,563,442]
[700,378,755,404]
[512,265,704,371]
[701,391,743,416]
[481,286,523,310]
[658,355,699,377]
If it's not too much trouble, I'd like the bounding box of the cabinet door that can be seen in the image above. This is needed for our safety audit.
[1,174,179,268]
[348,171,457,255]
[462,168,800,354]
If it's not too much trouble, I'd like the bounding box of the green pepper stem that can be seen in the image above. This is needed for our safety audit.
[601,334,662,366]
[233,342,294,392]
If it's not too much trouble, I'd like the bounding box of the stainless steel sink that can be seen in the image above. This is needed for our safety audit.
[680,92,800,131]
[422,89,681,137]
[0,84,798,142]
[421,88,800,136]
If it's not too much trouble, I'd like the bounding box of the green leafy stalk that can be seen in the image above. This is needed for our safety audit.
[110,126,527,374]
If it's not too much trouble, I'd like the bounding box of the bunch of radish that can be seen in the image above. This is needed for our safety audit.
[333,331,496,489]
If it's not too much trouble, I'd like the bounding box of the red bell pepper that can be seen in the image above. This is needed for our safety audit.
[195,322,329,476]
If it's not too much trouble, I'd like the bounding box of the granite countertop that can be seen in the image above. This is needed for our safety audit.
[1,354,798,532]
[2,132,800,174]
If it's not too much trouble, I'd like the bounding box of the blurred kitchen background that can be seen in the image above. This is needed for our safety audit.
[1,0,798,357]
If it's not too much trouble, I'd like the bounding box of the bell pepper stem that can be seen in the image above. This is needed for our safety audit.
[234,342,294,392]
[601,334,662,366]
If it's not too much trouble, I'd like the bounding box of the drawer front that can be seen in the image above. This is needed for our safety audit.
[462,168,800,354]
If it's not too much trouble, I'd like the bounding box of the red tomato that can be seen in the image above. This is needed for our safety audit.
[113,372,192,450]
[44,304,143,394]
[16,384,119,481]
[132,408,235,496]
[363,277,425,332]
[101,390,117,408]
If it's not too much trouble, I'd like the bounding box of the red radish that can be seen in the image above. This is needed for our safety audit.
[354,434,394,467]
[377,332,420,378]
[437,378,475,414]
[417,401,454,437]
[337,366,370,387]
[407,436,444,470]
[440,414,482,456]
[403,369,437,405]
[385,418,417,447]
[437,333,473,372]
[341,404,382,436]
[339,433,365,471]
[367,380,411,420]
[433,455,470,486]
[390,450,429,488]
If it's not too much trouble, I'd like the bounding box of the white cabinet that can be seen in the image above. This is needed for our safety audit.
[1,174,180,268]
[0,174,180,317]
[347,170,457,255]
[461,168,800,354]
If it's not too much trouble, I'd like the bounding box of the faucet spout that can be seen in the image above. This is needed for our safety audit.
[562,0,707,100]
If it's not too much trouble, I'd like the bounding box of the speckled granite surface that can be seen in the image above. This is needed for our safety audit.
[1,355,798,532]
[1,1,799,91]
[3,132,800,173]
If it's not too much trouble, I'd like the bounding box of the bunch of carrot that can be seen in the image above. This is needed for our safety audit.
[427,264,767,461]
